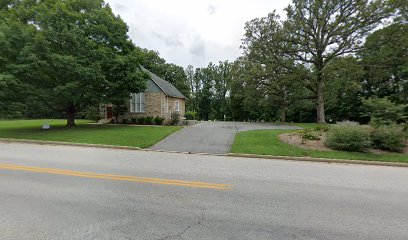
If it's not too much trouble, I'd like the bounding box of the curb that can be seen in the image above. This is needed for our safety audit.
[227,153,408,168]
[0,138,407,168]
[0,138,142,151]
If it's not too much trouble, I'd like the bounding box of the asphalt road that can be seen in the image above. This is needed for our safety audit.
[150,121,300,153]
[1,142,408,240]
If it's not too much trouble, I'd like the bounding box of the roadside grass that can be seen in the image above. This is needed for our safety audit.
[232,128,408,163]
[0,119,182,148]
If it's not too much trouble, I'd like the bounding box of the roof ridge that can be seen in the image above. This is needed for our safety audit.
[140,66,186,99]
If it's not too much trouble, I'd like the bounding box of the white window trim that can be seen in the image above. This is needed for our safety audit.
[174,101,180,112]
[166,96,169,113]
[130,93,145,113]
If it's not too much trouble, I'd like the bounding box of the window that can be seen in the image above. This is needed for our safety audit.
[166,97,169,113]
[130,93,145,113]
[174,101,180,112]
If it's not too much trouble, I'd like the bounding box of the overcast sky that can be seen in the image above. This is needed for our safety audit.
[105,0,291,68]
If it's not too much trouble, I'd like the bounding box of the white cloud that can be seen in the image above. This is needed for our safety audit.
[106,0,291,68]
[207,3,217,15]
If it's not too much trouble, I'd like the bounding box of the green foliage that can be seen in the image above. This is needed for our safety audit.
[1,0,146,126]
[363,97,407,126]
[326,126,372,152]
[297,129,320,141]
[186,61,233,121]
[154,116,164,125]
[136,117,144,124]
[324,57,365,122]
[371,125,406,152]
[284,0,390,123]
[185,111,197,120]
[239,13,310,122]
[403,122,408,132]
[170,112,180,125]
[145,117,154,125]
[122,119,129,124]
[81,106,100,122]
[361,23,408,104]
[313,125,330,132]
[131,118,137,124]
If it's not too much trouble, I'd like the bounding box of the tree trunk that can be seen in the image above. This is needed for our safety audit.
[316,74,326,123]
[280,106,287,122]
[66,104,76,127]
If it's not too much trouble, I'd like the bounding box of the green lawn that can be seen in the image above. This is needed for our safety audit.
[0,119,181,148]
[232,128,408,163]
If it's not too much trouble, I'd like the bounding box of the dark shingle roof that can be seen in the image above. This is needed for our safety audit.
[140,66,186,99]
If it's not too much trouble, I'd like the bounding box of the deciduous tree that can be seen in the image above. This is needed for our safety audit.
[284,0,390,123]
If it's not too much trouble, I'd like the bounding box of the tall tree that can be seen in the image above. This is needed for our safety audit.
[324,56,365,122]
[194,66,214,121]
[284,0,390,123]
[211,61,232,120]
[0,1,54,118]
[162,63,190,98]
[185,65,196,111]
[360,23,408,104]
[240,12,309,122]
[4,0,146,126]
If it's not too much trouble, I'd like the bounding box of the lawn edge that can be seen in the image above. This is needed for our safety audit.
[228,153,408,167]
[1,138,406,167]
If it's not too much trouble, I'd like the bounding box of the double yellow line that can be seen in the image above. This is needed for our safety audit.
[0,163,231,190]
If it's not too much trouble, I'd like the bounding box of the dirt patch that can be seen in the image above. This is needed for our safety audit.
[279,132,408,154]
[279,132,332,151]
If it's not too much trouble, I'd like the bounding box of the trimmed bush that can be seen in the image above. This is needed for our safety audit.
[298,129,320,141]
[145,117,154,125]
[131,118,137,124]
[154,117,165,125]
[170,112,180,125]
[185,111,197,120]
[371,125,406,152]
[137,117,146,125]
[326,125,372,152]
[122,119,128,124]
[313,125,330,132]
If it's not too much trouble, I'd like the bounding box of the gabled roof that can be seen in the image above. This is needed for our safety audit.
[140,66,186,99]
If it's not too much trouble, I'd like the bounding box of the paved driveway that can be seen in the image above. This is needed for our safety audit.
[149,121,300,154]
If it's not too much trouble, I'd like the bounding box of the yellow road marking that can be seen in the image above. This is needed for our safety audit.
[0,163,231,190]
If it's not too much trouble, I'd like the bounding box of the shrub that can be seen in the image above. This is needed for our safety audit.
[170,112,180,125]
[313,125,330,132]
[326,125,372,152]
[138,117,146,125]
[363,97,407,126]
[122,118,129,124]
[298,129,320,141]
[185,111,197,120]
[154,116,165,125]
[145,116,154,125]
[371,125,406,152]
[131,118,137,124]
[403,123,408,133]
[82,105,100,122]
